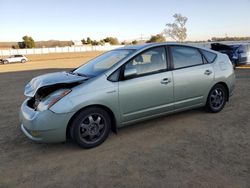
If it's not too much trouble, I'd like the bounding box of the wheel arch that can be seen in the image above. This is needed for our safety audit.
[66,104,117,140]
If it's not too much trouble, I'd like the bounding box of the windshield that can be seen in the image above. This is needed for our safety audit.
[73,49,134,77]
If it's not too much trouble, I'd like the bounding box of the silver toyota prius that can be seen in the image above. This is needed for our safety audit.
[20,43,235,148]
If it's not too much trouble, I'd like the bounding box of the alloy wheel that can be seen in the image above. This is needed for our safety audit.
[79,113,106,144]
[210,88,225,110]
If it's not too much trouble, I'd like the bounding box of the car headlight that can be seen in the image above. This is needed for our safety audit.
[37,89,71,111]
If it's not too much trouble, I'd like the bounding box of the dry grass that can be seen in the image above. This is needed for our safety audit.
[0,52,103,73]
[25,52,103,61]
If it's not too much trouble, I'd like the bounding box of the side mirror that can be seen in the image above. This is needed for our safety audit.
[124,68,137,78]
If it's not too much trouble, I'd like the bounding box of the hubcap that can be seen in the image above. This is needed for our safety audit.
[79,114,105,143]
[210,88,224,110]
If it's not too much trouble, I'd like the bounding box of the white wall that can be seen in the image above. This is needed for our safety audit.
[1,41,249,57]
[0,45,125,56]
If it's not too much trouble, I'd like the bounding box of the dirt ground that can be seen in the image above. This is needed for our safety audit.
[0,54,249,188]
[0,52,103,73]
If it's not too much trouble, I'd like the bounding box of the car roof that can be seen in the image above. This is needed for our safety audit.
[116,42,216,53]
[117,42,179,50]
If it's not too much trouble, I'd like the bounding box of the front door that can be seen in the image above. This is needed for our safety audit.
[118,46,174,123]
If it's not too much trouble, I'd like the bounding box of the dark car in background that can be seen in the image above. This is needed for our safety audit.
[211,43,250,67]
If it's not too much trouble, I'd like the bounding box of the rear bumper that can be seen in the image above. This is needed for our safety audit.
[19,99,74,143]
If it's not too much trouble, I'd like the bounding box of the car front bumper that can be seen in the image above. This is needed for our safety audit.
[20,99,74,143]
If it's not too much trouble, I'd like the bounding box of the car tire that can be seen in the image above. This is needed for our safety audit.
[21,59,26,63]
[3,60,9,64]
[206,84,227,113]
[70,107,111,149]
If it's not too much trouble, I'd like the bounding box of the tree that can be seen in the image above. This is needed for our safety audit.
[146,34,166,43]
[81,37,120,46]
[132,40,138,45]
[81,39,86,44]
[99,40,105,46]
[18,35,35,48]
[103,37,119,45]
[91,40,99,46]
[110,37,119,45]
[164,13,188,42]
[86,37,92,44]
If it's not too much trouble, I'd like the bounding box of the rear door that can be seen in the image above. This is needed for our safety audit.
[170,46,215,109]
[118,46,174,123]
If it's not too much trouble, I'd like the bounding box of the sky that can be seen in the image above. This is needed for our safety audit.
[0,0,250,42]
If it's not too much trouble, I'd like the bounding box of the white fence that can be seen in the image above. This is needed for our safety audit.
[1,41,249,57]
[0,45,125,56]
[0,43,210,57]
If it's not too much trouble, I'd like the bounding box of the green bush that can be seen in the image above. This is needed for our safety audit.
[18,36,35,48]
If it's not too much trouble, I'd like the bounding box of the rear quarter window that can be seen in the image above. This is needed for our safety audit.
[201,50,217,63]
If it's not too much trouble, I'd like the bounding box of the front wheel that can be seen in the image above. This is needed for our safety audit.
[70,107,111,149]
[206,84,227,113]
[3,60,9,64]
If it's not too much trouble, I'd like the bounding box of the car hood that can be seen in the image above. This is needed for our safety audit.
[24,71,88,97]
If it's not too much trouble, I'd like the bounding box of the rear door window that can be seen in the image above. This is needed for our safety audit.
[171,46,203,69]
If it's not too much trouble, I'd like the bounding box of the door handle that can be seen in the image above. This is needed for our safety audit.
[204,69,212,75]
[161,78,171,85]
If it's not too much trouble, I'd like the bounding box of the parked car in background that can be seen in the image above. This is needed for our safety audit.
[20,43,235,148]
[211,43,250,67]
[0,55,28,64]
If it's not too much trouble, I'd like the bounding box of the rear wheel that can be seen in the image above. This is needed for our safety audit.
[3,60,8,64]
[70,107,111,149]
[206,84,227,113]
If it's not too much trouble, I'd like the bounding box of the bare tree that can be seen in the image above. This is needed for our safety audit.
[164,14,188,42]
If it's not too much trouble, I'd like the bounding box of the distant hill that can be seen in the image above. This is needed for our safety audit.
[0,40,74,49]
[0,42,17,49]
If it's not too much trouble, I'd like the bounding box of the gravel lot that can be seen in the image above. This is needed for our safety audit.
[0,56,249,188]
